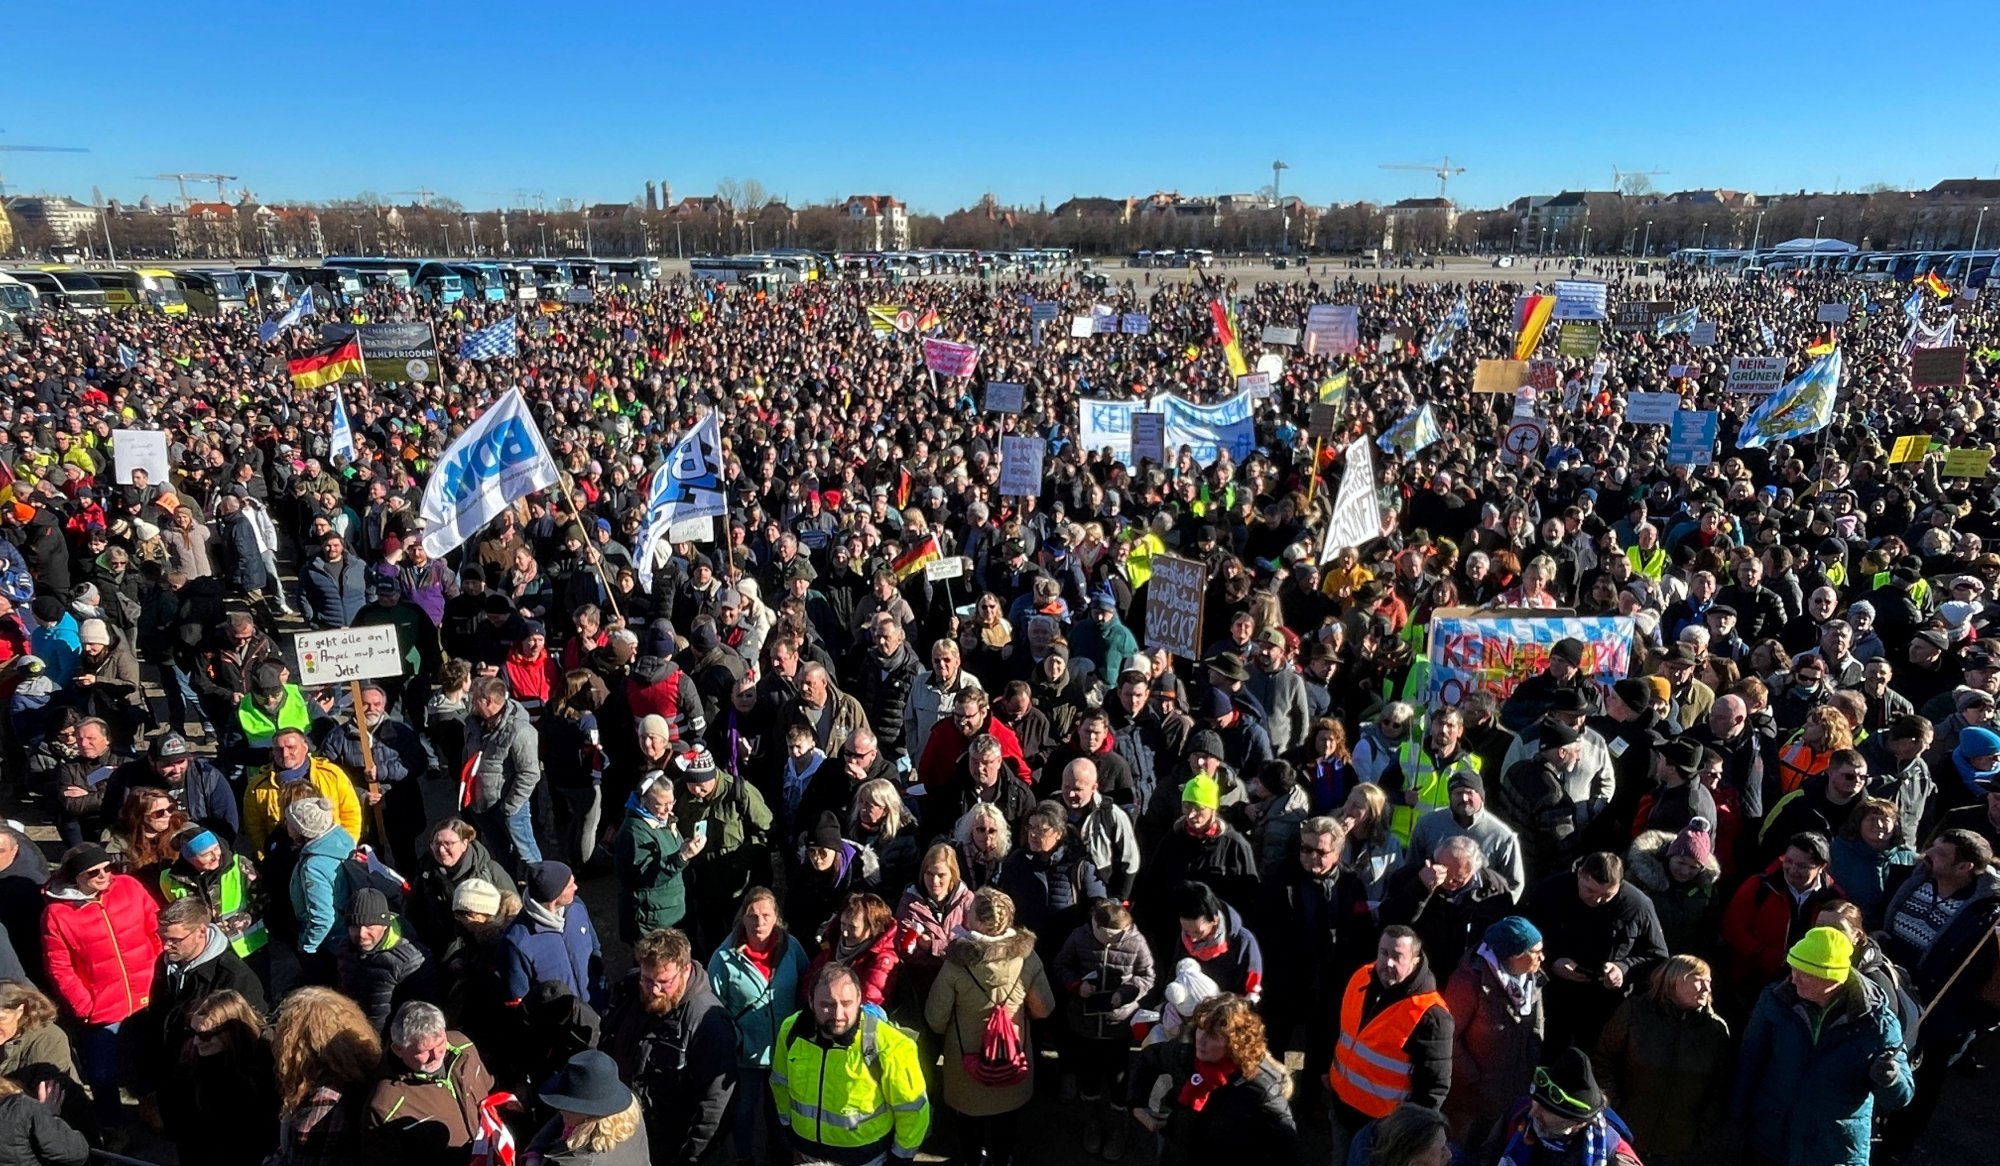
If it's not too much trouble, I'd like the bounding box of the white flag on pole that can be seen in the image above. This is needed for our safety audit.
[418,388,560,559]
[636,410,727,591]
[329,381,357,465]
[1321,436,1385,564]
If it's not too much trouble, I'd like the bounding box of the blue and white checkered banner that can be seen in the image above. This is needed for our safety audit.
[458,316,518,362]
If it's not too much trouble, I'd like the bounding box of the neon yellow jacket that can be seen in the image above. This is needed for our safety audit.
[771,1011,930,1161]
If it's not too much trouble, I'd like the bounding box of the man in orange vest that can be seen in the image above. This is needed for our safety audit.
[1327,924,1453,1148]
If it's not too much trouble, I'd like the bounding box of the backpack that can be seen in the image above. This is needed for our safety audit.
[958,986,1030,1087]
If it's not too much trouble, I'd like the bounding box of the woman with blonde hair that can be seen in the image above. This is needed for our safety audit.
[269,986,383,1165]
[952,802,1012,892]
[1127,993,1296,1166]
[896,843,975,1009]
[1591,954,1730,1164]
[526,1049,649,1165]
[925,887,1055,1166]
[1336,783,1405,915]
[1775,705,1852,798]
[848,778,919,896]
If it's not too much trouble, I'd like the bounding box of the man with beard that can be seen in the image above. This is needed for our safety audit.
[773,964,930,1165]
[600,928,736,1165]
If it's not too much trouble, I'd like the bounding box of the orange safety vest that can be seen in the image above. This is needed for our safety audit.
[1776,735,1829,797]
[1328,965,1445,1118]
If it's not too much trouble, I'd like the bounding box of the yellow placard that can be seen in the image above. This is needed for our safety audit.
[1473,358,1530,393]
[1889,435,1928,464]
[1943,449,1994,478]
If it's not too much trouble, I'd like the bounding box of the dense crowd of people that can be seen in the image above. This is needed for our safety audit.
[0,256,1994,1166]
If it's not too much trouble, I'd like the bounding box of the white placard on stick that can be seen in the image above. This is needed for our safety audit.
[1236,373,1272,399]
[1131,411,1166,464]
[295,625,405,685]
[1817,302,1851,324]
[925,557,967,582]
[984,382,1026,414]
[1626,392,1683,424]
[1070,316,1094,338]
[998,435,1045,497]
[1261,325,1301,347]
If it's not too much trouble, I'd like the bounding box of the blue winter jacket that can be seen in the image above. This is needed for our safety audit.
[290,826,358,955]
[1731,974,1914,1166]
[502,900,604,1011]
[707,933,811,1068]
[296,552,368,628]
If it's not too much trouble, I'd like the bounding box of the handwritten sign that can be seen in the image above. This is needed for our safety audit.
[1727,356,1788,394]
[1626,392,1682,425]
[983,382,1025,414]
[1426,614,1635,707]
[1943,448,1994,478]
[1889,435,1929,465]
[295,625,405,685]
[1131,412,1166,464]
[1474,358,1530,393]
[1236,373,1272,400]
[1144,555,1208,661]
[1911,346,1967,386]
[997,435,1045,497]
[1309,403,1342,442]
[112,429,171,485]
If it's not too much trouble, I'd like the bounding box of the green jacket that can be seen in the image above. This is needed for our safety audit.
[673,772,774,908]
[613,807,688,942]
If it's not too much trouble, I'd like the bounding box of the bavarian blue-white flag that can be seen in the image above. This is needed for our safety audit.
[258,285,317,345]
[418,387,560,558]
[635,410,726,590]
[329,381,357,464]
[1654,306,1698,337]
[1421,297,1468,364]
[116,344,138,370]
[1903,286,1924,324]
[1739,350,1842,450]
[1378,402,1442,456]
[459,316,518,362]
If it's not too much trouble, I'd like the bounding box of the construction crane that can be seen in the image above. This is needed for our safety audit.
[1612,166,1668,192]
[390,187,439,208]
[0,140,90,198]
[1380,156,1467,201]
[146,173,239,206]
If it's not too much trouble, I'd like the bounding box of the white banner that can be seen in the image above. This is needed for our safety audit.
[418,388,561,558]
[1727,356,1788,394]
[1552,280,1608,321]
[1321,436,1384,563]
[1626,392,1683,424]
[1077,393,1254,467]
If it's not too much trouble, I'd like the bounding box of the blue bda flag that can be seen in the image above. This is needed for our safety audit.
[1739,350,1842,449]
[1378,403,1442,456]
[258,285,317,345]
[636,411,726,590]
[459,316,518,361]
[1654,307,1698,336]
[417,388,560,557]
[329,381,357,464]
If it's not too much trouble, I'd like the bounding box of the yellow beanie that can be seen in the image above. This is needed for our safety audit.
[1787,926,1854,983]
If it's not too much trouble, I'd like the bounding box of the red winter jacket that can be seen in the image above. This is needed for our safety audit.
[42,873,162,1025]
[804,921,903,1008]
[916,713,1029,791]
[1719,860,1845,999]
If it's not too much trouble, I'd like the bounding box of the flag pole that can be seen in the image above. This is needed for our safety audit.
[1305,435,1325,505]
[553,466,624,624]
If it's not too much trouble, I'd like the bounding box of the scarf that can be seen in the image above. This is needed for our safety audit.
[1496,1105,1618,1166]
[1477,943,1538,1016]
[835,933,871,962]
[1181,927,1230,963]
[1175,1059,1235,1113]
[741,936,779,982]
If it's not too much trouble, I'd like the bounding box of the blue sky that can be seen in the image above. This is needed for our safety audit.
[9,1,1999,215]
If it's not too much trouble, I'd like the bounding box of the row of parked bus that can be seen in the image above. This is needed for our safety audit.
[0,256,666,328]
[1668,246,2000,284]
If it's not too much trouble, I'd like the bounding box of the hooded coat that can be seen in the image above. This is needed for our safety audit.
[42,870,161,1025]
[1731,973,1913,1166]
[1624,828,1721,956]
[924,928,1055,1115]
[409,837,510,949]
[462,698,542,816]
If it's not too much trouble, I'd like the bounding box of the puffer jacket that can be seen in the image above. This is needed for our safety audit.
[336,919,439,1034]
[1052,921,1156,1039]
[1624,828,1721,957]
[804,922,902,1009]
[925,928,1056,1116]
[613,805,689,942]
[997,845,1105,965]
[462,699,542,815]
[894,882,975,1003]
[1720,860,1845,1000]
[297,550,368,628]
[42,871,162,1024]
[707,933,811,1068]
[0,1091,88,1166]
[852,640,920,758]
[1732,974,1912,1166]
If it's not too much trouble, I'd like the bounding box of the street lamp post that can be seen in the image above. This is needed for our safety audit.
[1970,205,1990,275]
[1699,221,1708,249]
[1273,160,1289,252]
[1642,219,1653,259]
[675,220,683,259]
[1584,225,1593,256]
[538,221,547,257]
[1751,210,1766,257]
[1811,214,1825,271]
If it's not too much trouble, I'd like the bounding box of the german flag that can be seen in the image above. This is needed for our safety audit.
[1922,271,1952,299]
[916,306,940,332]
[892,533,941,581]
[1806,334,1837,356]
[288,336,362,390]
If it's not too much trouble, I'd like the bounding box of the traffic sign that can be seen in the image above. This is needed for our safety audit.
[895,310,916,334]
[1503,421,1544,463]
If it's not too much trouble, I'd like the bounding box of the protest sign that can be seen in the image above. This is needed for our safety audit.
[1690,321,1718,347]
[1261,325,1301,347]
[327,322,440,382]
[1668,410,1718,466]
[1727,356,1788,393]
[1426,614,1635,707]
[983,382,1025,414]
[1070,316,1094,338]
[1473,358,1530,393]
[1130,412,1166,464]
[1943,448,1994,478]
[296,625,405,685]
[1911,346,1967,386]
[1626,393,1682,425]
[1304,304,1360,355]
[1557,322,1602,358]
[1236,373,1272,399]
[1817,302,1851,324]
[1029,300,1061,323]
[1077,393,1253,467]
[1144,555,1207,661]
[1121,313,1151,335]
[1888,435,1929,464]
[112,429,171,484]
[1552,280,1608,321]
[924,557,967,582]
[1613,301,1673,332]
[1527,360,1560,390]
[997,435,1044,496]
[564,287,594,305]
[1308,403,1342,442]
[1667,364,1689,380]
